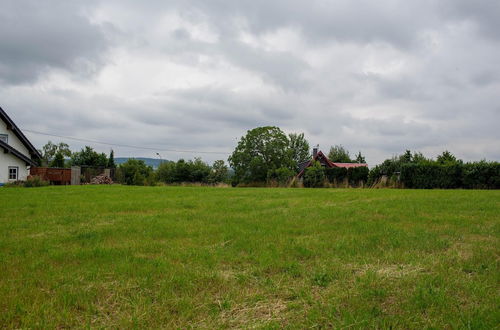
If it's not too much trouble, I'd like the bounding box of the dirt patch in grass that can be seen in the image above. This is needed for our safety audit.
[219,298,288,328]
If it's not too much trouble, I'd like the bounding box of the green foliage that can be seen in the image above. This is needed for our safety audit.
[436,150,459,164]
[23,176,50,187]
[349,166,369,184]
[116,159,154,186]
[289,133,310,171]
[71,146,108,167]
[39,141,71,166]
[328,145,352,163]
[267,167,295,186]
[209,160,229,184]
[108,150,116,168]
[325,167,347,183]
[371,150,499,189]
[303,161,325,187]
[229,126,293,184]
[4,176,49,188]
[462,161,500,189]
[400,162,463,189]
[157,158,216,184]
[49,152,65,168]
[355,151,366,163]
[325,166,369,186]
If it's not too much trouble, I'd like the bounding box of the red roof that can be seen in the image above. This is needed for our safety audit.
[331,162,368,168]
[297,150,368,177]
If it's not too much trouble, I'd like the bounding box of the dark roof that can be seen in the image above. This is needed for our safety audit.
[297,150,368,177]
[0,106,41,159]
[0,139,38,166]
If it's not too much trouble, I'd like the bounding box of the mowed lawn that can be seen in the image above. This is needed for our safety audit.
[0,186,498,328]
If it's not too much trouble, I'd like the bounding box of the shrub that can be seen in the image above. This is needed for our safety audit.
[303,161,325,188]
[24,176,49,188]
[4,176,49,188]
[267,167,295,186]
[116,159,154,186]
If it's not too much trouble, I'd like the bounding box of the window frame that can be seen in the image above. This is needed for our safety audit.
[8,166,18,181]
[0,133,7,144]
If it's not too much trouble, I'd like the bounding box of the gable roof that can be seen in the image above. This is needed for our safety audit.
[0,140,38,166]
[297,150,368,177]
[0,106,41,159]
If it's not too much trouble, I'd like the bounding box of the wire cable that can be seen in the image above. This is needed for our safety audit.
[22,129,231,155]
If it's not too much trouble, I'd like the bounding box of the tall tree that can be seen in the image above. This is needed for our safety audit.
[39,141,71,166]
[50,152,65,168]
[328,145,351,163]
[228,126,292,184]
[288,133,310,171]
[210,160,229,183]
[355,151,366,163]
[437,150,459,164]
[108,150,116,168]
[71,146,108,167]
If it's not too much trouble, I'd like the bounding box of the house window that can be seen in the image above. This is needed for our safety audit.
[0,134,7,144]
[8,166,18,180]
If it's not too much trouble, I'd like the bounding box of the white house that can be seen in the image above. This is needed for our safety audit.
[0,107,41,185]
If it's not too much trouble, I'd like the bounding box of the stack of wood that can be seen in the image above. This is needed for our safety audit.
[90,174,114,185]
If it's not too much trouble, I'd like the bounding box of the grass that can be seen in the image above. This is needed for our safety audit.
[0,186,499,328]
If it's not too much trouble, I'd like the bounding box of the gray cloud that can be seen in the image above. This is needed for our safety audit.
[0,0,110,84]
[0,0,499,165]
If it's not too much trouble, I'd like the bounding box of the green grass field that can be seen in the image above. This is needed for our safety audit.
[0,186,499,328]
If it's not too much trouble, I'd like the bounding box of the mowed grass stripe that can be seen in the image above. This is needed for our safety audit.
[0,186,498,328]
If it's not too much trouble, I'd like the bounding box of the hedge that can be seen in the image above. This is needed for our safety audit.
[399,161,500,189]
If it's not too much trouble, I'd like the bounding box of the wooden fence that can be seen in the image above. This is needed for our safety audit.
[30,167,71,185]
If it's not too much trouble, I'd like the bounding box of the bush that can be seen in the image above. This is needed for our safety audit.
[303,161,325,188]
[4,176,49,188]
[398,160,500,189]
[24,176,50,188]
[267,167,295,187]
[116,159,154,186]
[325,167,347,184]
[157,158,214,184]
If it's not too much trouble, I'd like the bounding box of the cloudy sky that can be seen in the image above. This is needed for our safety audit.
[1,0,499,165]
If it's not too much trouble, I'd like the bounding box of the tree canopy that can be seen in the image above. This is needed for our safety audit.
[70,146,108,167]
[229,126,295,184]
[328,145,352,163]
[288,133,310,171]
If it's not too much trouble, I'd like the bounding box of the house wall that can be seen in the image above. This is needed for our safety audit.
[0,121,30,156]
[0,119,33,184]
[0,152,30,184]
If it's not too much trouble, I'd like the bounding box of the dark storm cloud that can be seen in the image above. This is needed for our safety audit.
[0,0,110,84]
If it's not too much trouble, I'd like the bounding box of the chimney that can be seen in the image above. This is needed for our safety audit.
[313,145,318,158]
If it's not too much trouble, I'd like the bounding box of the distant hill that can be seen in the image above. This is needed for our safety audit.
[115,157,169,169]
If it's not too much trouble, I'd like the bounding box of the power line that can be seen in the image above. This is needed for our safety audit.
[22,129,231,155]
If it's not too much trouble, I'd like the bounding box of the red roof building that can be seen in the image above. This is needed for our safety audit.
[297,148,368,177]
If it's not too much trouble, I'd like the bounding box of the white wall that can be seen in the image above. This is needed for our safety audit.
[0,121,32,184]
[0,152,30,183]
[0,121,30,156]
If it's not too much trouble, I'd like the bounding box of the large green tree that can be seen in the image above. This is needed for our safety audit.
[39,141,71,166]
[71,146,108,167]
[288,133,310,171]
[229,126,293,184]
[328,145,352,163]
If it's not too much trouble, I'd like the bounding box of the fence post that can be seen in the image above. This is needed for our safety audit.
[71,166,81,185]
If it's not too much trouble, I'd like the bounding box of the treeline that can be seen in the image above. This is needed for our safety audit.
[112,158,229,186]
[38,126,500,189]
[369,150,500,189]
[302,162,369,188]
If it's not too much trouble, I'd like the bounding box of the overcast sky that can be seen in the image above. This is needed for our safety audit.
[1,0,499,165]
